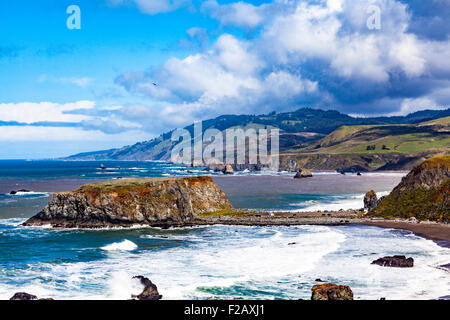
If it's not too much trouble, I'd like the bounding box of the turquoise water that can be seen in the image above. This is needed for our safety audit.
[0,160,448,300]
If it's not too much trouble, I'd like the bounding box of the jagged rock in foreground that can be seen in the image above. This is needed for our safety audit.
[10,292,38,300]
[371,256,414,268]
[132,276,162,300]
[364,190,378,210]
[10,292,54,300]
[369,155,450,222]
[23,177,232,228]
[311,283,353,300]
[294,168,313,179]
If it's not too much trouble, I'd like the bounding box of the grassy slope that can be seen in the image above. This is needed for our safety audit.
[291,117,450,155]
[369,155,450,222]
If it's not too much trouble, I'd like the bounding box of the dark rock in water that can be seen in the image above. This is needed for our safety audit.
[294,168,312,179]
[380,297,386,300]
[371,255,414,268]
[315,279,324,282]
[364,190,378,210]
[288,242,296,245]
[357,172,362,176]
[311,283,353,300]
[132,276,162,300]
[10,189,31,195]
[10,292,38,300]
[100,164,106,170]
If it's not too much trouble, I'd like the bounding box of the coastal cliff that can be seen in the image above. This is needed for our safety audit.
[369,155,450,222]
[23,177,232,228]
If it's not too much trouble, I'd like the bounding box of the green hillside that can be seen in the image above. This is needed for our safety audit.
[295,117,450,155]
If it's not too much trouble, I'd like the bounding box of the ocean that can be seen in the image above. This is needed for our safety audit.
[0,160,449,300]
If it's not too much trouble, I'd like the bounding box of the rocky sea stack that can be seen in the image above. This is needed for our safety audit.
[311,283,353,300]
[371,256,414,268]
[23,176,232,228]
[294,168,313,179]
[369,155,450,222]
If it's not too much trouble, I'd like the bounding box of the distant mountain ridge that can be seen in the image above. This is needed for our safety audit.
[65,107,450,163]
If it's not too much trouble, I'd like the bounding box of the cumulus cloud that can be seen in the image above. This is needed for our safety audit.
[113,0,450,123]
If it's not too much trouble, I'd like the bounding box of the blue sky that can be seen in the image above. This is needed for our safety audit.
[0,0,449,158]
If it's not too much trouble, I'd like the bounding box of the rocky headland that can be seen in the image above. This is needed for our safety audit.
[368,155,449,222]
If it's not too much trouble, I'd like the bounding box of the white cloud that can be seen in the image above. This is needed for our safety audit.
[0,101,94,123]
[0,126,149,142]
[38,75,94,88]
[203,0,267,28]
[393,97,445,116]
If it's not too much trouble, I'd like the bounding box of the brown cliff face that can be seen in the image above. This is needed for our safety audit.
[23,177,232,228]
[369,155,450,222]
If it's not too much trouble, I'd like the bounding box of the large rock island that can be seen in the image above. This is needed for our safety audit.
[23,177,232,228]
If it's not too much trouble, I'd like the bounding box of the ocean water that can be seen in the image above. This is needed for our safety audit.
[0,160,448,300]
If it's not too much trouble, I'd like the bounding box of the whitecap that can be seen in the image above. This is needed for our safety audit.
[101,239,138,251]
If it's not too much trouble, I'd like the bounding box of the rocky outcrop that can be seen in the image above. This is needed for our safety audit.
[132,276,162,300]
[369,155,450,222]
[294,168,313,179]
[10,292,38,300]
[364,190,378,210]
[311,283,353,300]
[223,164,234,175]
[371,256,414,268]
[9,292,53,300]
[23,177,232,228]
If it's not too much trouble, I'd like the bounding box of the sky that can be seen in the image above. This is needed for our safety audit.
[0,0,449,158]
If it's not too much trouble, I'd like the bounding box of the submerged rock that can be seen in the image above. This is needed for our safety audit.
[364,190,378,210]
[371,255,414,268]
[311,283,353,300]
[132,276,162,300]
[23,177,232,228]
[10,292,38,300]
[294,168,313,179]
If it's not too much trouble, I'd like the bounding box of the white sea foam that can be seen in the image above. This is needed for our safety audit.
[295,191,390,212]
[0,224,448,300]
[3,191,50,198]
[101,239,138,251]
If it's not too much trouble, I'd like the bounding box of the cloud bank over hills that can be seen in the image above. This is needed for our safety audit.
[0,0,449,158]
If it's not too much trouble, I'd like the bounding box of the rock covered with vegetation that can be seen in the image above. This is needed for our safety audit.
[23,177,232,228]
[311,283,353,300]
[369,155,450,222]
[364,190,378,210]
